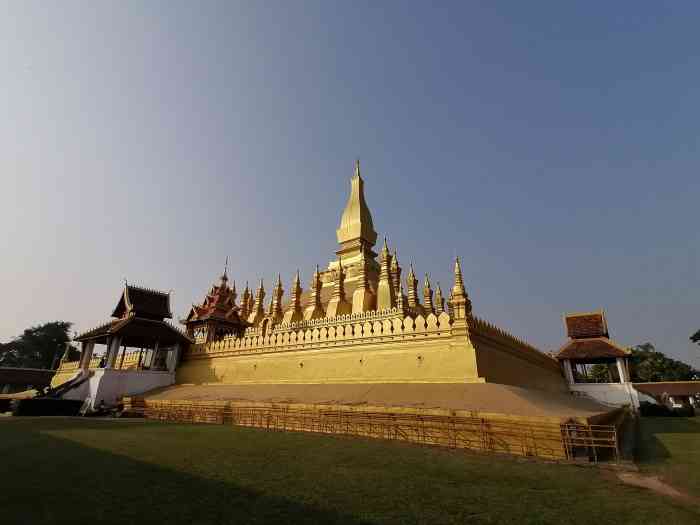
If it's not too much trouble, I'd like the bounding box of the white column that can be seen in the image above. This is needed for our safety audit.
[616,357,628,383]
[562,359,575,384]
[151,340,160,370]
[78,342,88,368]
[167,343,180,373]
[80,342,95,370]
[106,336,122,369]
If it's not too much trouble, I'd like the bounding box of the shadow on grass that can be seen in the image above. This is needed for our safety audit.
[635,417,700,465]
[0,419,371,525]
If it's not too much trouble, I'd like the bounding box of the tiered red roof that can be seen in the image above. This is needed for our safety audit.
[185,273,242,325]
[556,311,629,360]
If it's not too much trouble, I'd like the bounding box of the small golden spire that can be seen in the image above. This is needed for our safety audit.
[377,237,396,310]
[449,256,471,319]
[283,270,304,324]
[452,256,465,295]
[423,273,434,314]
[304,264,325,320]
[390,248,401,302]
[327,255,351,318]
[247,279,266,325]
[270,273,284,322]
[239,281,251,319]
[396,280,406,312]
[435,282,444,315]
[406,262,422,313]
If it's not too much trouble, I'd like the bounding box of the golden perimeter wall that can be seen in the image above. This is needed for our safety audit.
[176,311,568,393]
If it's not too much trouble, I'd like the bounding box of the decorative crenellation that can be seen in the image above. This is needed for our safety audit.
[184,310,454,360]
[468,315,543,357]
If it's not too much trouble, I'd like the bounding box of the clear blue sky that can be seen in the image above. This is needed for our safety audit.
[1,2,698,366]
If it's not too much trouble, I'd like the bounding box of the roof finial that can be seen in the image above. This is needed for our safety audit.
[220,256,229,283]
[355,158,360,178]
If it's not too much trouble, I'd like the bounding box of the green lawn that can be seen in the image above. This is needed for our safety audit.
[636,417,700,497]
[1,418,698,525]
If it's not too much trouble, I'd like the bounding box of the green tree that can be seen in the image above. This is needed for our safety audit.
[0,321,77,369]
[691,329,700,346]
[629,342,698,382]
[588,363,619,383]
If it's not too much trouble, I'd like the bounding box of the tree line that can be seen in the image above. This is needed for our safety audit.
[0,321,79,369]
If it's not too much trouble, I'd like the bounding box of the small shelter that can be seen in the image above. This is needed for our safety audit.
[555,311,638,408]
[75,284,192,373]
[556,311,631,384]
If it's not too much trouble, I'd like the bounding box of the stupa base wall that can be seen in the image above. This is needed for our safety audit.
[471,333,569,394]
[177,337,482,385]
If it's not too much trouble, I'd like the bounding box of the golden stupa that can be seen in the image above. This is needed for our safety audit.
[177,160,566,393]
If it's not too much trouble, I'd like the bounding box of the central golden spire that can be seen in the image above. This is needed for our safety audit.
[336,160,378,254]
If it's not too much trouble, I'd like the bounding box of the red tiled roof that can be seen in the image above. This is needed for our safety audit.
[112,285,172,320]
[556,337,629,360]
[76,316,192,346]
[634,382,700,397]
[565,312,608,339]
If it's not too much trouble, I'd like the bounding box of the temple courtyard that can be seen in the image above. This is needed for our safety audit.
[1,417,698,524]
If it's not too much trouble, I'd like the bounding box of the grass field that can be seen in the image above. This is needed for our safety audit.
[1,417,698,525]
[636,417,700,497]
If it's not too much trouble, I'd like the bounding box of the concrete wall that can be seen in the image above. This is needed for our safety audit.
[568,383,640,408]
[62,369,175,409]
[471,333,569,394]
